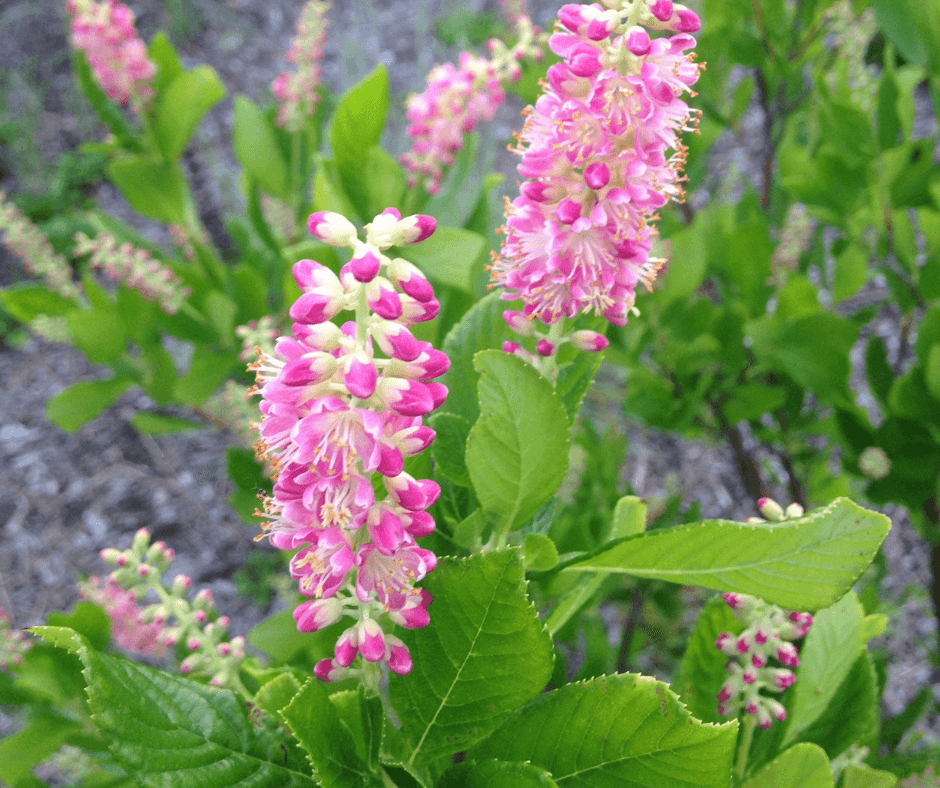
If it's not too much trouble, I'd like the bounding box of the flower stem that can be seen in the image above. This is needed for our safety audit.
[735,714,757,780]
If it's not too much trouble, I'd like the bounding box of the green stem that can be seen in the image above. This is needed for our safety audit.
[735,714,757,780]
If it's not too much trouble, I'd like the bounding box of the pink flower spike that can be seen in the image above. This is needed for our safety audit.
[307,211,357,246]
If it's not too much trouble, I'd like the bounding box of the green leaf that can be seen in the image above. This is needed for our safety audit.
[470,673,737,788]
[155,66,226,160]
[841,764,898,788]
[611,496,646,539]
[174,346,240,405]
[466,351,570,533]
[738,743,833,788]
[750,313,858,402]
[253,672,302,719]
[429,412,472,487]
[660,216,708,302]
[523,533,559,572]
[364,145,406,216]
[47,602,111,652]
[66,308,126,363]
[312,158,358,217]
[440,292,514,425]
[0,711,86,786]
[47,376,135,433]
[396,226,486,295]
[865,336,894,408]
[330,65,390,219]
[723,382,787,424]
[34,626,318,788]
[131,412,205,435]
[437,760,559,787]
[280,679,382,788]
[925,344,940,400]
[874,0,940,74]
[783,593,865,745]
[233,96,290,199]
[329,688,383,773]
[834,243,869,303]
[563,499,890,611]
[674,596,742,724]
[148,32,184,92]
[792,651,878,758]
[227,446,268,492]
[248,610,320,666]
[107,156,187,224]
[0,284,76,322]
[389,550,554,768]
[882,686,932,753]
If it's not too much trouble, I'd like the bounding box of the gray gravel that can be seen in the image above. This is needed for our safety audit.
[0,0,936,754]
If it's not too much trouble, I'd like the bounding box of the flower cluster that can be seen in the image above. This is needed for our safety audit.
[401,17,545,194]
[250,208,446,685]
[0,192,80,299]
[272,0,330,132]
[95,528,247,688]
[490,0,703,342]
[66,0,156,108]
[74,232,191,314]
[498,0,528,28]
[0,606,31,670]
[715,592,813,728]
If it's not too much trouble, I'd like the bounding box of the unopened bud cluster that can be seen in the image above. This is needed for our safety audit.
[502,308,609,381]
[0,192,80,299]
[401,16,546,194]
[236,316,279,363]
[74,232,191,314]
[251,208,448,686]
[66,0,156,108]
[0,606,32,669]
[94,527,246,687]
[272,0,330,132]
[715,592,813,729]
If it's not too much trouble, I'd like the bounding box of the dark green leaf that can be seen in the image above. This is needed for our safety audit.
[131,412,205,435]
[437,760,558,787]
[396,226,486,295]
[429,412,472,487]
[233,96,290,199]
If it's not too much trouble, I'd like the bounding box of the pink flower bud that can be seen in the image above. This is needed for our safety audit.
[557,198,582,224]
[307,211,357,246]
[350,248,382,282]
[571,330,609,352]
[536,339,555,356]
[344,353,378,399]
[625,26,651,56]
[386,636,412,675]
[650,0,674,21]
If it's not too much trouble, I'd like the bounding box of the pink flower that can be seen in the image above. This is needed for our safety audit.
[79,575,167,656]
[491,1,703,335]
[66,0,155,108]
[252,208,448,681]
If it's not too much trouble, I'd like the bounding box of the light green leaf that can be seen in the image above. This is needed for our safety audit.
[364,145,406,216]
[253,672,302,719]
[437,760,559,787]
[389,550,555,768]
[34,626,318,788]
[330,65,390,219]
[47,376,135,433]
[131,412,205,435]
[0,284,76,322]
[739,743,833,788]
[107,156,187,224]
[783,593,865,745]
[396,226,486,295]
[926,344,940,401]
[280,679,382,788]
[466,351,570,533]
[563,499,890,611]
[611,496,647,539]
[792,651,878,758]
[723,382,787,424]
[674,596,742,724]
[0,711,86,786]
[156,66,226,160]
[523,533,559,572]
[174,346,241,405]
[660,218,708,302]
[470,673,737,788]
[66,308,126,364]
[842,764,899,788]
[233,96,289,199]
